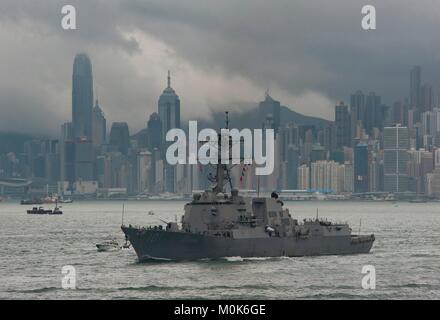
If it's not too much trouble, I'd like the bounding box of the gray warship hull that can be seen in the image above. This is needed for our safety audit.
[122,226,374,261]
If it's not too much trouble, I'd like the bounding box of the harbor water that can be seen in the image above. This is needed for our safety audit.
[0,200,439,299]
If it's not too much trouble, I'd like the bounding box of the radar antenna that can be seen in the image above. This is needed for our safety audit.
[213,111,233,193]
[199,111,247,195]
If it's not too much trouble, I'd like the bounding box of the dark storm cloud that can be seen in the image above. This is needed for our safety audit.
[122,0,440,98]
[0,0,439,135]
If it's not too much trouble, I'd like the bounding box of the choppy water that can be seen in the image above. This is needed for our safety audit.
[0,200,439,299]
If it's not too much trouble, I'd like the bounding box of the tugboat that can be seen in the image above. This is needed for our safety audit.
[27,201,63,215]
[122,113,375,261]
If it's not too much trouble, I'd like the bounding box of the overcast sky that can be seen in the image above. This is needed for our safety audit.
[1,0,440,136]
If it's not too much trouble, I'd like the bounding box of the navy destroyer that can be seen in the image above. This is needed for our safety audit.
[122,113,375,261]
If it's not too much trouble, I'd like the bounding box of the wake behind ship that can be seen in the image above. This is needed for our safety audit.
[122,113,375,261]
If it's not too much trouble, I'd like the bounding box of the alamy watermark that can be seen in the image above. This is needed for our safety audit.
[361,265,376,289]
[166,121,274,176]
[61,4,376,31]
[61,5,77,30]
[361,5,376,30]
[61,265,76,289]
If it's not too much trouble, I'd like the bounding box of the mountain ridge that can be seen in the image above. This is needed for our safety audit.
[185,104,330,130]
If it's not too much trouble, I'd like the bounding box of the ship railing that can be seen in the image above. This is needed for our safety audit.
[303,218,348,226]
[125,223,167,231]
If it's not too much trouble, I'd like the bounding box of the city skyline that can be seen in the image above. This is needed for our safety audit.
[3,51,440,199]
[3,1,440,200]
[2,0,440,135]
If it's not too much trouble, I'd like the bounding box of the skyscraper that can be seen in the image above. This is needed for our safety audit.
[350,90,366,140]
[435,149,440,169]
[92,99,106,147]
[75,138,94,181]
[136,151,152,194]
[297,164,310,190]
[158,71,180,193]
[384,125,410,193]
[60,122,74,184]
[420,83,433,112]
[72,53,94,140]
[158,71,180,144]
[310,160,345,193]
[354,143,368,193]
[365,92,381,134]
[421,110,436,137]
[392,101,408,127]
[286,145,299,189]
[279,123,299,162]
[109,122,130,156]
[147,112,162,152]
[71,54,95,184]
[410,66,421,110]
[335,102,351,148]
[322,124,337,152]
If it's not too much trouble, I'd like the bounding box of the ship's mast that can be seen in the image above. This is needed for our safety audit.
[213,111,233,194]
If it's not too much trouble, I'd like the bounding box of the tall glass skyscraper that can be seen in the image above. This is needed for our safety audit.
[71,53,94,182]
[158,71,180,193]
[158,71,180,143]
[72,53,94,140]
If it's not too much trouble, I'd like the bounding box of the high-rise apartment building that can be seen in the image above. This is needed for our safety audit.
[354,143,369,193]
[383,125,410,192]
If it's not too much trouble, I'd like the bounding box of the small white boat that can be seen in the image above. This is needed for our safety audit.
[96,239,120,252]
